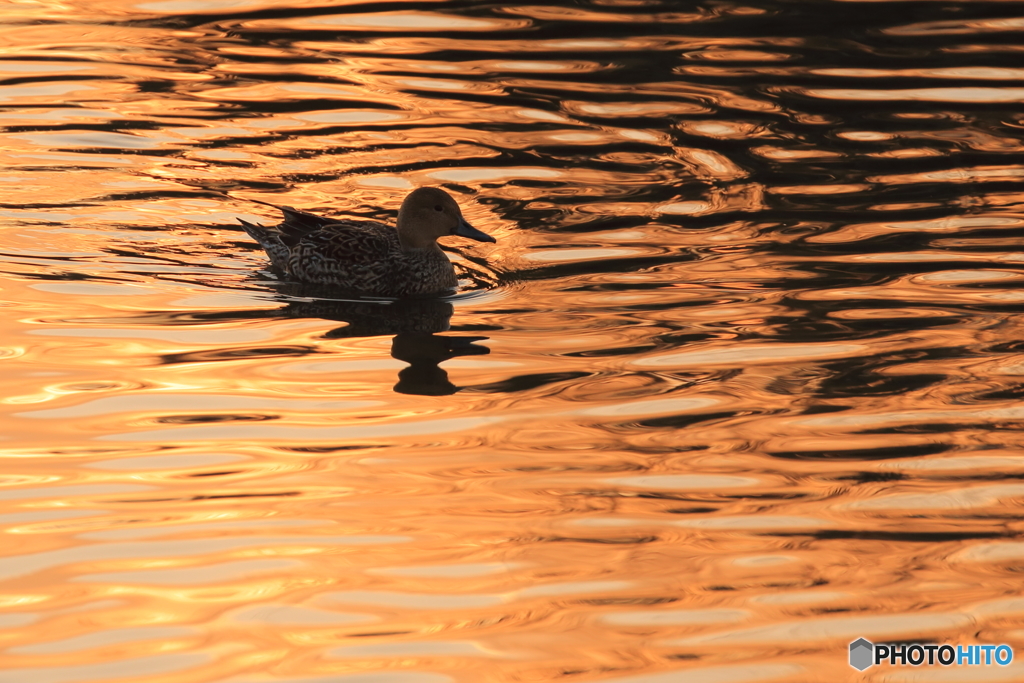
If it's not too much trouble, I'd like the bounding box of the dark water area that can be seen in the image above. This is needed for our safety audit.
[4,1,1024,682]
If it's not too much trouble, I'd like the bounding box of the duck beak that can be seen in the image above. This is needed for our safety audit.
[454,217,496,243]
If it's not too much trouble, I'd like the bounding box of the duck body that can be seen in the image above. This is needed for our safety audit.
[245,210,458,297]
[238,188,495,298]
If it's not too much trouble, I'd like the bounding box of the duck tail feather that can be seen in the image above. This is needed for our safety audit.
[241,198,336,242]
[276,206,340,241]
[237,217,291,270]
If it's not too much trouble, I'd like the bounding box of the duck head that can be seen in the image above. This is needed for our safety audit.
[396,187,496,249]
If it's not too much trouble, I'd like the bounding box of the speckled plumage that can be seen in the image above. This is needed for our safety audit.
[238,188,495,298]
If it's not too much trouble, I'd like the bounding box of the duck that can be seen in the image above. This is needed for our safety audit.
[238,187,496,297]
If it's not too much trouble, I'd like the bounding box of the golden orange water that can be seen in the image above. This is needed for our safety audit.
[4,1,1024,682]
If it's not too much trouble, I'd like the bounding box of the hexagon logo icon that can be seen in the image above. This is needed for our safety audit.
[849,638,874,671]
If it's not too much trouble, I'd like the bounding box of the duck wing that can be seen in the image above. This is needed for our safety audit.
[275,206,343,246]
[298,220,399,263]
[240,200,394,261]
[285,220,404,291]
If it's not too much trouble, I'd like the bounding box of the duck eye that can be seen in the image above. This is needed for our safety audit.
[434,205,443,212]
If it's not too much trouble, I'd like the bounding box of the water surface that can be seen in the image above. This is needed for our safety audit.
[4,1,1024,682]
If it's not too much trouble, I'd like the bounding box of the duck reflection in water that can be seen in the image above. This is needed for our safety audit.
[275,286,489,396]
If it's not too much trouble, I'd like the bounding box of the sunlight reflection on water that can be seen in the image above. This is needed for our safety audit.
[4,0,1024,682]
